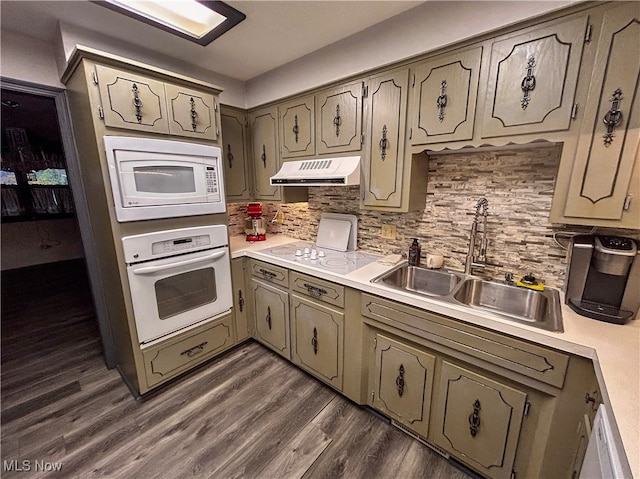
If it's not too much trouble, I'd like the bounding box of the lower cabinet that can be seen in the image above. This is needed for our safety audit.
[231,258,250,342]
[251,278,290,358]
[430,361,527,479]
[369,333,435,438]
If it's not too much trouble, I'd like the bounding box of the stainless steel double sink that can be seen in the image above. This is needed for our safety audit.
[372,263,563,332]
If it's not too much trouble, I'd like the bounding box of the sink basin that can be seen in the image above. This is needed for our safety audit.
[372,264,464,297]
[453,279,563,332]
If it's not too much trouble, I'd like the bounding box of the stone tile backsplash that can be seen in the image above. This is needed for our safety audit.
[228,145,639,289]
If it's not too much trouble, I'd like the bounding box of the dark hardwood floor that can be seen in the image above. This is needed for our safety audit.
[1,260,472,479]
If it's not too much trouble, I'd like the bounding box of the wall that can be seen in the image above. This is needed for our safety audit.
[228,145,640,290]
[0,31,64,88]
[1,218,85,270]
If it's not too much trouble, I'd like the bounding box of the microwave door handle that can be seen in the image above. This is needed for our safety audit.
[132,250,227,275]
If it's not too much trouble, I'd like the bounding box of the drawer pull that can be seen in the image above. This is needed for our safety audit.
[238,289,244,312]
[396,364,405,397]
[266,306,272,330]
[132,83,143,123]
[304,283,327,298]
[259,268,277,280]
[180,341,208,358]
[468,399,481,437]
[311,327,318,354]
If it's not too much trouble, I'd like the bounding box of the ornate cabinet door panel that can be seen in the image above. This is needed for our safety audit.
[165,83,217,141]
[251,279,290,358]
[481,16,588,138]
[363,69,410,208]
[221,108,252,201]
[249,107,281,201]
[290,294,344,390]
[316,82,363,155]
[370,334,435,438]
[431,361,527,479]
[563,3,640,222]
[231,258,249,342]
[412,47,482,145]
[280,96,315,158]
[95,65,169,134]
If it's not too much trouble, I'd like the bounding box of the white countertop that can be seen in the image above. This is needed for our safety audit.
[230,234,640,478]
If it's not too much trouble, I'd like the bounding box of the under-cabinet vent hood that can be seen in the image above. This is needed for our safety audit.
[270,156,360,186]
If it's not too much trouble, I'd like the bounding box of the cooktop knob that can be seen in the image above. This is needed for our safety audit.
[318,250,325,257]
[295,249,302,256]
[310,249,318,259]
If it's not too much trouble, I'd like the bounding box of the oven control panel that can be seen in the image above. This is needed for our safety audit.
[152,235,211,256]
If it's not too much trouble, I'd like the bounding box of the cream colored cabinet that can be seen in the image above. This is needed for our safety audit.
[369,333,435,438]
[251,278,290,358]
[165,83,218,141]
[316,81,364,155]
[430,361,527,479]
[412,46,483,145]
[362,68,410,208]
[555,3,640,227]
[481,15,588,138]
[221,107,252,202]
[95,64,169,134]
[231,257,250,342]
[280,95,315,158]
[290,294,344,390]
[249,106,281,201]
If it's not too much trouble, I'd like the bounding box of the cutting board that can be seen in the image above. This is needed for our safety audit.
[316,218,352,251]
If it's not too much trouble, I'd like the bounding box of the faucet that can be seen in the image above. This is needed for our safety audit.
[465,198,490,275]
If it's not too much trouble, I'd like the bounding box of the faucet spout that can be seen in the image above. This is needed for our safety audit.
[465,198,489,275]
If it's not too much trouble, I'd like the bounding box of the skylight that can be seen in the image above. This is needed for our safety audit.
[96,0,245,46]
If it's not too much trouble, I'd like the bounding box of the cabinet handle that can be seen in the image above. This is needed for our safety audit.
[259,268,277,280]
[180,341,208,358]
[520,56,536,110]
[468,399,481,437]
[293,114,300,143]
[311,327,318,354]
[132,83,143,123]
[603,88,623,146]
[266,306,272,330]
[261,144,267,168]
[303,283,327,298]
[395,364,405,397]
[436,80,447,122]
[190,97,198,132]
[238,289,244,312]
[333,104,342,137]
[379,125,389,161]
[227,144,234,169]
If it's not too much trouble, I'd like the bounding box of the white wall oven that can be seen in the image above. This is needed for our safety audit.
[104,136,225,222]
[123,225,232,345]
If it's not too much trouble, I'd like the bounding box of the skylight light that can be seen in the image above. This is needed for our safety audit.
[96,0,245,46]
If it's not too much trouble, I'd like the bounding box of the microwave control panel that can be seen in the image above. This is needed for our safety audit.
[206,166,220,198]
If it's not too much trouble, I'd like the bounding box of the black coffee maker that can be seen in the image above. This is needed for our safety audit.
[565,235,639,324]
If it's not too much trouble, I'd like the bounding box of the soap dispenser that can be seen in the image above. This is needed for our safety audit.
[408,238,421,266]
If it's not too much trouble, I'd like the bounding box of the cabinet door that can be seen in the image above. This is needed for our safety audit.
[412,47,482,144]
[481,16,588,138]
[362,69,410,208]
[95,64,169,134]
[370,334,435,438]
[165,83,217,141]
[280,96,315,158]
[316,82,363,154]
[249,107,281,201]
[431,361,527,479]
[221,108,252,201]
[563,3,640,222]
[290,294,344,390]
[231,258,249,342]
[251,278,289,358]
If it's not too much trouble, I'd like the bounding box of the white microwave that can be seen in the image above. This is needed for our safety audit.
[104,136,226,222]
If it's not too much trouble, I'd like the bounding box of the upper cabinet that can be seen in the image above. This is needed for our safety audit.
[249,106,281,201]
[411,46,483,145]
[220,107,252,202]
[279,95,315,158]
[481,15,588,138]
[316,81,364,155]
[551,3,640,228]
[362,68,411,208]
[94,64,219,141]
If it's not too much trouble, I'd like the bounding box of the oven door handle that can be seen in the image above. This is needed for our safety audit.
[132,250,226,275]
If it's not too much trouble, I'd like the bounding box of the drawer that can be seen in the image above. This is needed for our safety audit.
[142,313,234,389]
[290,271,345,308]
[250,260,289,288]
[361,294,569,388]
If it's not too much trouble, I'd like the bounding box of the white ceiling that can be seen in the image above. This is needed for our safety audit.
[0,0,424,81]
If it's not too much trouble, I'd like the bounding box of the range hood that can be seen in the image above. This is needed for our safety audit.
[270,156,360,186]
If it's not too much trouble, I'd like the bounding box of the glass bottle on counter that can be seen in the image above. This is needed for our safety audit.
[408,238,421,266]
